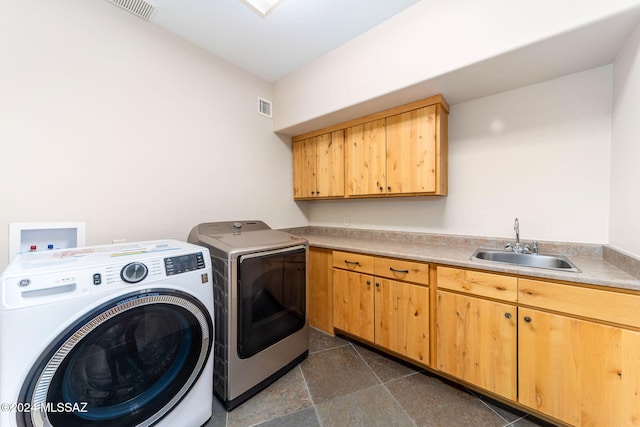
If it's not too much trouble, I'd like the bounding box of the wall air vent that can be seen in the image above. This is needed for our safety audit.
[258,97,273,118]
[107,0,157,20]
[258,97,273,117]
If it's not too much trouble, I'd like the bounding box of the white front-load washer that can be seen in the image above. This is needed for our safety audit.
[0,240,214,427]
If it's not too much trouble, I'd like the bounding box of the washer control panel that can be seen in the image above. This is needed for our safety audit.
[104,259,162,286]
[1,240,211,309]
[164,252,206,276]
[120,262,149,283]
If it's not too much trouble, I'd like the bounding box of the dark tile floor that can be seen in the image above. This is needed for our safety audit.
[204,328,555,427]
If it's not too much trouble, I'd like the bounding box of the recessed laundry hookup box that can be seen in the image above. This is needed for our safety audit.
[8,222,86,262]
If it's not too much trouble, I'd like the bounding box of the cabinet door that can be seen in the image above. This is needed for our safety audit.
[436,291,517,400]
[308,247,333,334]
[292,137,317,198]
[519,308,640,426]
[332,269,374,341]
[346,119,386,196]
[315,131,344,198]
[386,106,436,194]
[375,278,429,365]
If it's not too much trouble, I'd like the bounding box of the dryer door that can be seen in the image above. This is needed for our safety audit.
[17,289,212,427]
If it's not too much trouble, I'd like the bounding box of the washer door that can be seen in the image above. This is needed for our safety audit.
[18,290,212,427]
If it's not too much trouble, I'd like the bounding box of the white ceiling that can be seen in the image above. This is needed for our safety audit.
[149,0,421,82]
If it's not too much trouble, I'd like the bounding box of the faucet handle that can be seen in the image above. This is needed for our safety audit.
[532,241,539,254]
[504,243,513,251]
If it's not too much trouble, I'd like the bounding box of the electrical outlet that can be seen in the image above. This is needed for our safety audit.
[112,238,127,244]
[343,216,350,226]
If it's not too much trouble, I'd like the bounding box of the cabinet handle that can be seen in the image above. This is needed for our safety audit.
[344,260,360,266]
[366,280,371,285]
[389,267,409,274]
[524,316,532,323]
[379,186,384,191]
[375,282,380,287]
[387,186,391,191]
[504,312,512,319]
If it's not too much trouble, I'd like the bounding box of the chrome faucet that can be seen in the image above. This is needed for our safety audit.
[505,218,537,254]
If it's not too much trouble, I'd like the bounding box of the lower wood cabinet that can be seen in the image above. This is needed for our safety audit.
[375,278,430,364]
[437,265,640,426]
[308,247,334,334]
[519,307,640,426]
[311,251,640,427]
[332,252,430,365]
[436,290,517,400]
[332,268,375,341]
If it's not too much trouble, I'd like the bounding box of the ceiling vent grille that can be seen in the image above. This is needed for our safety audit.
[258,97,273,118]
[108,0,157,20]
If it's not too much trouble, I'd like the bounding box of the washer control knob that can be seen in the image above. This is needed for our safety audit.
[120,262,149,284]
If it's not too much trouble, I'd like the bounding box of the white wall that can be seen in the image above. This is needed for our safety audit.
[611,23,640,257]
[273,0,638,134]
[306,67,612,243]
[0,0,307,270]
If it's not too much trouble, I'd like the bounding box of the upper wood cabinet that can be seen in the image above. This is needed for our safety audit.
[292,130,344,199]
[386,105,441,195]
[345,119,386,196]
[292,94,448,200]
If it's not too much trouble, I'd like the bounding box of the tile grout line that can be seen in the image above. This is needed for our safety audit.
[314,333,531,427]
[229,364,316,427]
[351,344,418,427]
[466,387,517,426]
[297,362,317,407]
[350,343,385,385]
[350,340,523,427]
[297,357,325,427]
[504,415,534,427]
[380,380,419,427]
[308,342,352,356]
[310,406,323,427]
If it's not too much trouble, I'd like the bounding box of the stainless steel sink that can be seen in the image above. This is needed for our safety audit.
[470,249,581,273]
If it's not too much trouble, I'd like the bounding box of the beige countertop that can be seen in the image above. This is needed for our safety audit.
[290,228,640,292]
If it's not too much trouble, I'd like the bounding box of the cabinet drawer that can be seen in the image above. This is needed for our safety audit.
[437,267,517,302]
[374,257,429,285]
[519,278,640,328]
[332,251,374,274]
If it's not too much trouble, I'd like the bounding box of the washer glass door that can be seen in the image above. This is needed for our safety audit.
[18,290,212,427]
